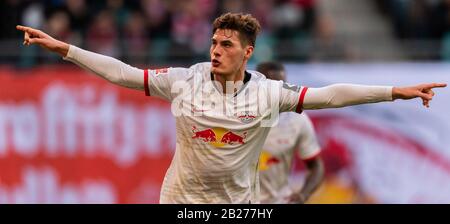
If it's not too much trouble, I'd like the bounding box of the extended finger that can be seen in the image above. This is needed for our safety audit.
[17,25,43,37]
[17,25,37,34]
[16,25,29,32]
[423,83,447,90]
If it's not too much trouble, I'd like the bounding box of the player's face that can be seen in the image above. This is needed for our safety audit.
[210,29,253,76]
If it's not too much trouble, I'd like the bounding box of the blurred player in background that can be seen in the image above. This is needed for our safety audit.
[257,62,324,204]
[17,12,446,204]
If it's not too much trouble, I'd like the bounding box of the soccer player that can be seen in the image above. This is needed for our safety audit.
[256,62,324,204]
[17,13,445,204]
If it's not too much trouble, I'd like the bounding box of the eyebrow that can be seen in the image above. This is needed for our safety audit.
[211,38,234,45]
[221,40,233,45]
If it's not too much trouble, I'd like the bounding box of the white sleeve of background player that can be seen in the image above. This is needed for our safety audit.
[295,115,321,161]
[302,84,394,110]
[63,45,144,90]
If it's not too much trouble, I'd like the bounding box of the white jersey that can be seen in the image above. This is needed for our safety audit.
[259,112,321,204]
[145,63,306,204]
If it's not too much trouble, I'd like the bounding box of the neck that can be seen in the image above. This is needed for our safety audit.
[213,65,246,94]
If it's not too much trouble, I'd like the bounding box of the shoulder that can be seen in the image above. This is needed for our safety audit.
[282,112,312,126]
[294,112,312,124]
[189,62,211,73]
[296,113,316,136]
[247,70,268,82]
[247,70,284,88]
[248,70,302,92]
[155,62,209,80]
[187,62,212,80]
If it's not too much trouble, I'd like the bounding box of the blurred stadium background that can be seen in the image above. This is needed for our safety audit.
[1,0,450,203]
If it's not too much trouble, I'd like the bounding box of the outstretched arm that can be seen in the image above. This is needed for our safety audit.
[303,83,446,110]
[16,25,144,90]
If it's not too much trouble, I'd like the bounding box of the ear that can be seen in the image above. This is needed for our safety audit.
[244,45,254,60]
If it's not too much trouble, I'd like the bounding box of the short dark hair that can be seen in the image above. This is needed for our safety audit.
[256,61,285,77]
[212,13,261,47]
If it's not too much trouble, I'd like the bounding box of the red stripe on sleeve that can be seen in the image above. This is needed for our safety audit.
[144,69,150,96]
[296,87,308,113]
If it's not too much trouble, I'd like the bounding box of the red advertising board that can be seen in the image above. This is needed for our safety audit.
[0,66,174,203]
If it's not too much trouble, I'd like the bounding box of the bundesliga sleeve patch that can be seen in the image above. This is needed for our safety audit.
[152,68,169,76]
[283,82,301,93]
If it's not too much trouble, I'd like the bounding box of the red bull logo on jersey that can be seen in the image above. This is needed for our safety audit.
[192,126,247,147]
[192,126,217,142]
[221,131,247,145]
[259,151,280,171]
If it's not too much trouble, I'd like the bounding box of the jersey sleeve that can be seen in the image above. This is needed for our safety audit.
[278,81,309,113]
[295,114,321,161]
[63,45,145,91]
[144,67,192,102]
[302,84,393,109]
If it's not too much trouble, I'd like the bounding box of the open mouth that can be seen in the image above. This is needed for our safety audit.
[212,59,221,67]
